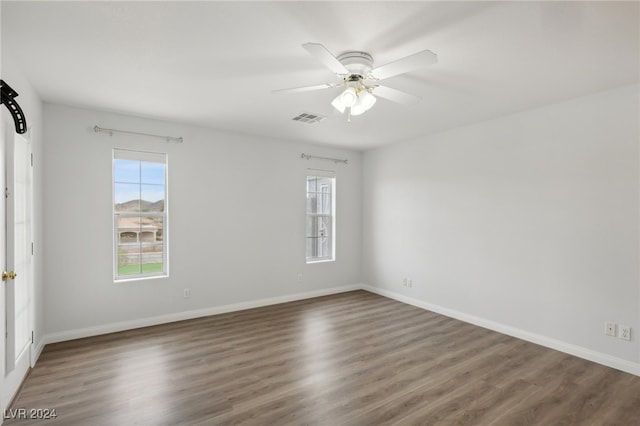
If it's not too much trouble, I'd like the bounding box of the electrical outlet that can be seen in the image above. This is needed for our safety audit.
[402,278,408,286]
[605,321,617,337]
[297,273,303,283]
[619,325,631,341]
[183,288,191,299]
[407,279,413,288]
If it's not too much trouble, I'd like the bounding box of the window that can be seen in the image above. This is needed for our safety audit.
[113,149,168,280]
[306,171,335,262]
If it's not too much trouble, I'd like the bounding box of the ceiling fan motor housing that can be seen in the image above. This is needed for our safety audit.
[337,51,374,77]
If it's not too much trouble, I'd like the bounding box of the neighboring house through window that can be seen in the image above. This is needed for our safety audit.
[113,149,168,280]
[306,170,335,262]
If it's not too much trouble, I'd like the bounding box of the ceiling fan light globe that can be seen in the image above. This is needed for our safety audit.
[340,87,358,107]
[351,103,366,116]
[359,90,377,111]
[331,94,347,113]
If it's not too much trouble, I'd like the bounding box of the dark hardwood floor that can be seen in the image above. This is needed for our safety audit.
[6,290,640,425]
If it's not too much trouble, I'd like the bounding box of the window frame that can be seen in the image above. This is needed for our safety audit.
[306,170,336,263]
[112,148,169,282]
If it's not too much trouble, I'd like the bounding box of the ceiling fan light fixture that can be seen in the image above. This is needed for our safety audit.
[351,90,377,116]
[331,93,347,113]
[359,90,377,111]
[340,87,357,107]
[350,103,366,116]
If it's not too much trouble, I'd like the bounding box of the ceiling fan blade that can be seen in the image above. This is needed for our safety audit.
[373,85,421,105]
[370,50,437,80]
[302,43,349,75]
[272,83,335,94]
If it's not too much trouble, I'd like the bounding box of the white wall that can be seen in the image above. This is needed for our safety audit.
[363,85,640,370]
[42,104,362,335]
[0,50,44,403]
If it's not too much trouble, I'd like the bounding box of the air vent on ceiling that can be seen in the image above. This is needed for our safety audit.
[292,112,326,124]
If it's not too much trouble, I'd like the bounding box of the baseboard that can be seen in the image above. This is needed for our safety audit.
[41,284,363,347]
[362,285,640,377]
[31,338,46,367]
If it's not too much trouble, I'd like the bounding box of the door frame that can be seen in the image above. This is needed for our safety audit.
[1,120,34,412]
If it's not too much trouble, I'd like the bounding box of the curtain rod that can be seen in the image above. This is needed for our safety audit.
[94,125,183,143]
[301,153,348,164]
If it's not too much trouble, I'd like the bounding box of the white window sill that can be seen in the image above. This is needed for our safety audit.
[114,274,169,283]
[306,258,335,264]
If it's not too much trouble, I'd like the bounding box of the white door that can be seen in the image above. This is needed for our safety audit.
[2,126,33,407]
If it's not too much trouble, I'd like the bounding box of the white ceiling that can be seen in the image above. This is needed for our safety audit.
[2,1,638,150]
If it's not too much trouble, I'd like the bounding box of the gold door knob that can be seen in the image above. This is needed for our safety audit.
[2,271,17,281]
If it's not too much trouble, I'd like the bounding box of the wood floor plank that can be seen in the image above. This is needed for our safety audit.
[5,290,640,425]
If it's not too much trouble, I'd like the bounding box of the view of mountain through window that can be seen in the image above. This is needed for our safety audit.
[113,150,167,280]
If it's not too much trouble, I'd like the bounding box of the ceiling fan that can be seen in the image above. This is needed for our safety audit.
[274,43,437,121]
